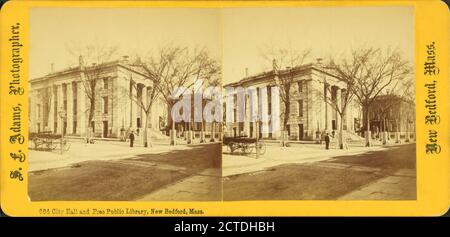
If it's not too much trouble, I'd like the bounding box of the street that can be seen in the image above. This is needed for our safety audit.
[223,143,416,200]
[28,139,416,201]
[28,143,221,201]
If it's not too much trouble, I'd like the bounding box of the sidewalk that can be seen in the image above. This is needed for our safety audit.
[338,169,416,200]
[137,168,221,201]
[223,143,393,177]
[28,140,194,172]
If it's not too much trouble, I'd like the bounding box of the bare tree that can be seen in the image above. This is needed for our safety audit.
[319,68,356,149]
[260,45,311,146]
[127,64,161,147]
[141,45,220,144]
[332,47,412,147]
[370,77,414,144]
[68,43,118,142]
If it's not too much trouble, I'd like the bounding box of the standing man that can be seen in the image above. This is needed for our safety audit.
[129,130,135,147]
[325,133,330,150]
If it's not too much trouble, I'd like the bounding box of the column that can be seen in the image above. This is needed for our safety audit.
[323,83,328,131]
[244,94,250,136]
[48,86,56,132]
[325,84,332,131]
[57,84,64,134]
[78,81,87,137]
[66,82,73,135]
[335,87,343,149]
[29,90,36,133]
[130,82,136,129]
[259,86,269,138]
[335,87,342,130]
[271,86,281,139]
[249,87,258,138]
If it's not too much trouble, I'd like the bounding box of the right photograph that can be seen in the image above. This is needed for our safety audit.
[221,6,416,201]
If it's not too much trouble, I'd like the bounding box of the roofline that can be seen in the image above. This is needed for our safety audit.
[371,94,416,105]
[224,63,342,87]
[30,60,150,83]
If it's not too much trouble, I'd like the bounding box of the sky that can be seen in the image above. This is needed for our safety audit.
[30,7,414,83]
[222,6,414,83]
[29,8,222,78]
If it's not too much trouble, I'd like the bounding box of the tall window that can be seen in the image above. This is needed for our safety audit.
[37,104,41,118]
[73,99,77,116]
[44,103,48,127]
[298,100,303,117]
[103,78,108,89]
[63,83,67,100]
[72,81,78,98]
[73,121,77,134]
[53,86,58,121]
[298,81,303,93]
[103,96,108,114]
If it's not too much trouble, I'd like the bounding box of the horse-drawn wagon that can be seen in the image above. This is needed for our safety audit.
[29,132,70,152]
[223,136,266,156]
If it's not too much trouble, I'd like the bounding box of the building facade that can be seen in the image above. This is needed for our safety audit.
[29,57,166,138]
[224,61,361,141]
[369,94,415,135]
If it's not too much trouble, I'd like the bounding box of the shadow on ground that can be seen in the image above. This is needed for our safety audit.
[223,143,416,201]
[29,144,221,201]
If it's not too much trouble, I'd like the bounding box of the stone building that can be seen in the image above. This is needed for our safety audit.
[224,61,361,141]
[369,94,415,136]
[28,56,166,139]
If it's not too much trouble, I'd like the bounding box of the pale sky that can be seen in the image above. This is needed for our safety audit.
[30,7,414,83]
[29,8,222,78]
[222,6,414,83]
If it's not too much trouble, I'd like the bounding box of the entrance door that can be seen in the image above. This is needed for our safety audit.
[298,124,304,140]
[103,121,108,138]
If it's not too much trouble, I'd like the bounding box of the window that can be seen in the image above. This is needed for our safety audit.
[298,81,303,93]
[103,96,108,114]
[103,78,108,89]
[63,83,67,100]
[137,117,141,128]
[37,104,41,118]
[73,121,77,134]
[73,99,77,116]
[298,100,303,117]
[72,81,78,98]
[44,103,49,127]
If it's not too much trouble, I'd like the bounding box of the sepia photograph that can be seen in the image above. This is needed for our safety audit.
[27,6,416,202]
[221,6,416,201]
[27,8,222,201]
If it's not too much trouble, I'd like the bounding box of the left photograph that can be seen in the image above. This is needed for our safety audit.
[27,8,222,201]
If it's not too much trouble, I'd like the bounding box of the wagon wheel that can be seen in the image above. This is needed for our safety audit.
[33,138,42,150]
[228,142,237,153]
[45,139,57,150]
[241,144,254,154]
[256,141,266,155]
